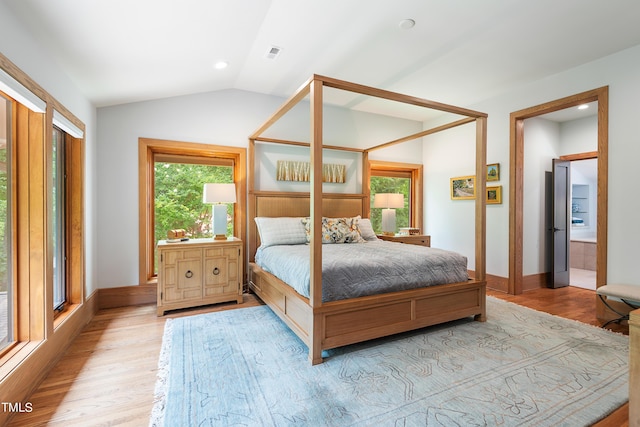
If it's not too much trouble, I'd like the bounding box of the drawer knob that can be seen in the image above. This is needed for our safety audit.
[185,270,193,279]
[212,267,220,275]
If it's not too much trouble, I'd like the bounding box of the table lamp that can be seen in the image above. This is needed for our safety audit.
[373,193,404,236]
[203,183,236,240]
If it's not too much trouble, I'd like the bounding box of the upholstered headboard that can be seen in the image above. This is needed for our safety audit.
[248,191,367,261]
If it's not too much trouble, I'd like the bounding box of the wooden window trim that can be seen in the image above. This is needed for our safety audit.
[16,103,46,341]
[138,138,247,285]
[1,51,87,426]
[371,169,412,179]
[53,131,83,327]
[369,160,423,232]
[0,93,18,359]
[1,96,85,354]
[154,153,235,167]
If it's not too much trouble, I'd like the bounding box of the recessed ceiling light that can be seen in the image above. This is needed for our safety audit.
[214,61,228,70]
[577,104,589,110]
[399,19,415,30]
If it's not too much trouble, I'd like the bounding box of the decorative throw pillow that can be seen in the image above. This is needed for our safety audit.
[254,217,308,247]
[301,217,366,243]
[356,217,379,241]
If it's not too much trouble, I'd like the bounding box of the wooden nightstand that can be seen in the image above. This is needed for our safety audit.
[156,237,243,316]
[377,234,431,247]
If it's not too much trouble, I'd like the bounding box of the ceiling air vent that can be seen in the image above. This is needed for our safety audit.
[264,46,282,60]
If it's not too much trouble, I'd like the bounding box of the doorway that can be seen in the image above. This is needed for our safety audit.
[567,157,598,290]
[508,86,608,296]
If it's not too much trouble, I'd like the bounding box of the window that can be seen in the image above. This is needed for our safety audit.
[52,126,67,313]
[1,57,86,413]
[369,160,423,234]
[370,173,411,232]
[153,157,234,274]
[0,94,11,353]
[139,139,246,284]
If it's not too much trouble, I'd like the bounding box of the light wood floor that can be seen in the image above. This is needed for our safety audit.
[7,286,629,426]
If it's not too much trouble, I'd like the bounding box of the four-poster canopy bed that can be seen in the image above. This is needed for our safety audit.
[248,74,488,365]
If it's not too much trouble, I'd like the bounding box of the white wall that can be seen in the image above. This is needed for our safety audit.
[422,123,478,269]
[97,90,422,288]
[423,43,640,286]
[0,3,98,296]
[254,144,363,193]
[560,115,598,155]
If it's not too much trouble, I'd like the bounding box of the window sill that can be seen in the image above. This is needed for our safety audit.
[0,341,41,382]
[53,302,81,330]
[1,303,83,381]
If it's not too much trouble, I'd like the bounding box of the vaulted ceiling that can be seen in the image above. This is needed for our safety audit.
[5,0,640,121]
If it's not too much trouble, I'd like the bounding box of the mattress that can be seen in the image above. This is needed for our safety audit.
[254,240,468,302]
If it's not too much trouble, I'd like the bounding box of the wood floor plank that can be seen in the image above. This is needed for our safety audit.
[7,288,629,426]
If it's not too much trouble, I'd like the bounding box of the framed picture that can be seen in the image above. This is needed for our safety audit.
[487,163,500,181]
[487,185,502,204]
[276,160,346,183]
[450,175,476,200]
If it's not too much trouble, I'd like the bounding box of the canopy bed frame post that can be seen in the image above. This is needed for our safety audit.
[248,137,255,205]
[362,151,370,218]
[248,137,256,265]
[475,116,487,320]
[309,78,324,364]
[248,138,255,194]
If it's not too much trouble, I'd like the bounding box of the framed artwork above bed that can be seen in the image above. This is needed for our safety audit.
[276,160,346,183]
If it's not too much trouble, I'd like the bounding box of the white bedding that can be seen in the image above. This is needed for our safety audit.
[254,240,469,302]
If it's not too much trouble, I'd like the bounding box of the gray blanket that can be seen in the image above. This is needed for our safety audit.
[255,240,468,302]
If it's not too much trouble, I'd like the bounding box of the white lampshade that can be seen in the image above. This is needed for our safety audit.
[203,183,236,239]
[373,193,404,209]
[203,183,237,204]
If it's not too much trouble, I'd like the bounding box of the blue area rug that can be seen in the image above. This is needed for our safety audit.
[150,297,629,426]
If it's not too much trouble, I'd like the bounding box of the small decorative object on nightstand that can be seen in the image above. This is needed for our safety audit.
[156,237,243,316]
[398,227,420,236]
[377,234,431,247]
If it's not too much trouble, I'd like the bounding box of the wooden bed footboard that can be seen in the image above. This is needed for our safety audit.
[249,262,486,365]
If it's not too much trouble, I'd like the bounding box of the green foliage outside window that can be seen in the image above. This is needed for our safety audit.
[370,176,410,233]
[154,162,234,272]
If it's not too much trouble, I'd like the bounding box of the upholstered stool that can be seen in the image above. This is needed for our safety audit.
[597,284,640,328]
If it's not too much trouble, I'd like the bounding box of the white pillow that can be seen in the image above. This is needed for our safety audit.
[356,217,379,241]
[254,217,308,247]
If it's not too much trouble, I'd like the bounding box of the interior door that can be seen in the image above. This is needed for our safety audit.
[552,159,570,288]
